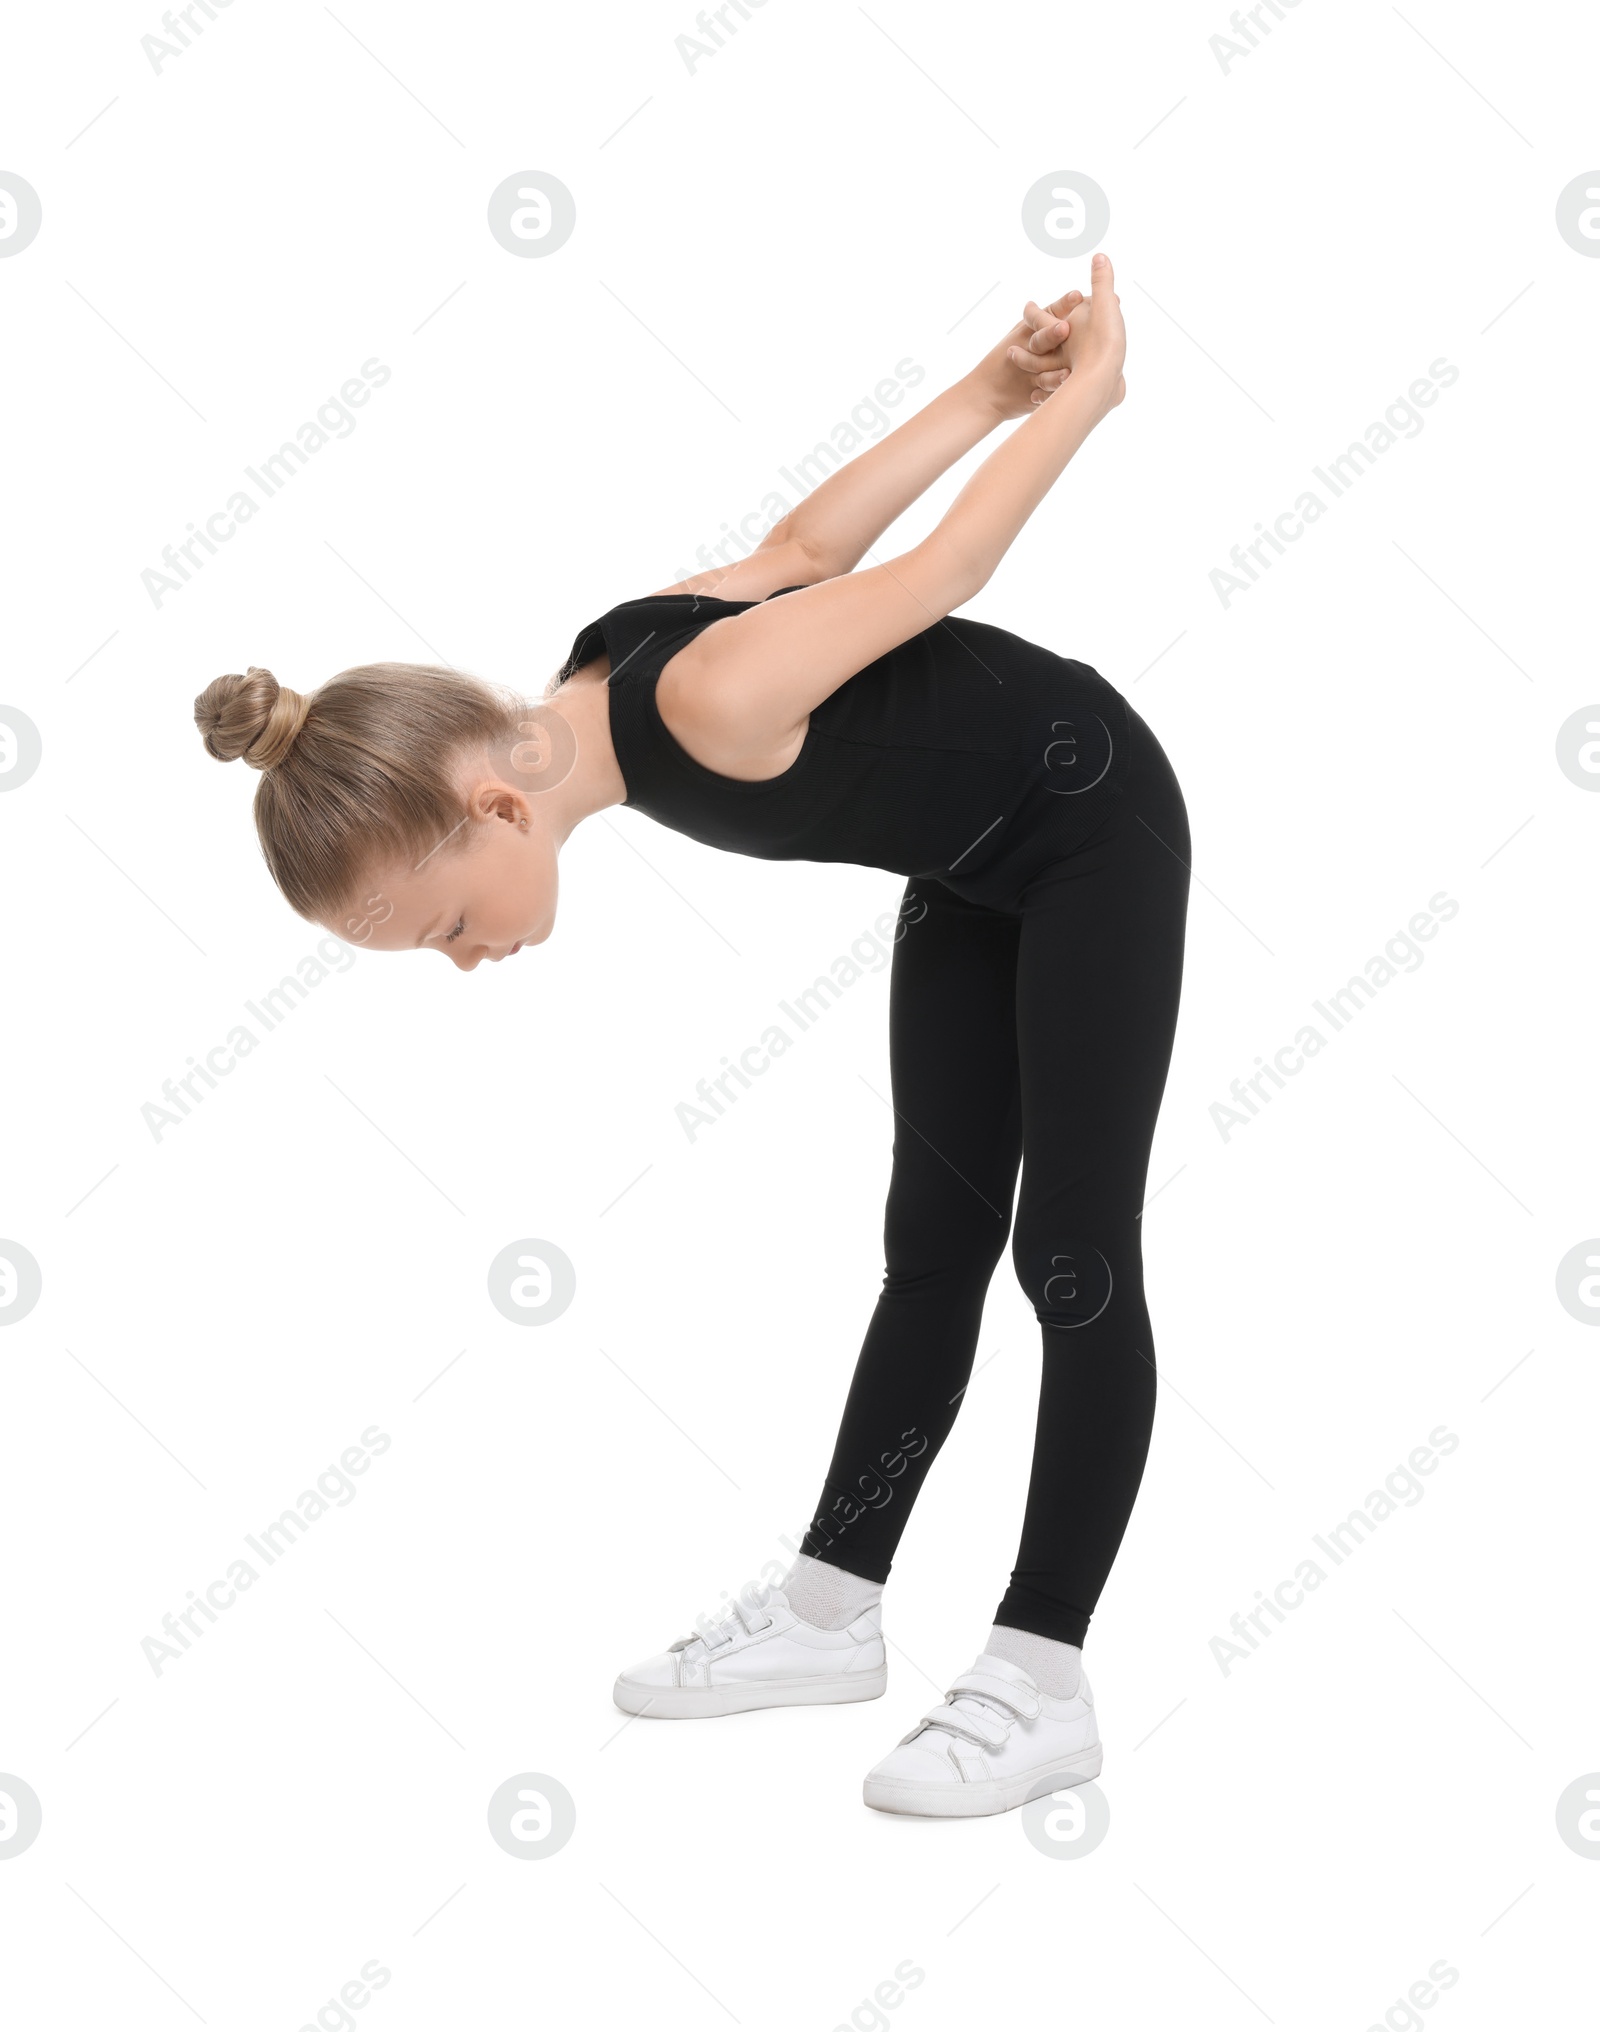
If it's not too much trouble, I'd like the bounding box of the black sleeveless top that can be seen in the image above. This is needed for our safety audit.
[556,586,1133,913]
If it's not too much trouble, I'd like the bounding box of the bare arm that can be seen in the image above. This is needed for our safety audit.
[778,291,1086,575]
[643,289,1085,604]
[662,255,1127,773]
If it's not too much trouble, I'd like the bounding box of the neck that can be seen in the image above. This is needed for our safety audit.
[540,677,626,844]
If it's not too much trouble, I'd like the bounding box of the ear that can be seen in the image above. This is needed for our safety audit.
[463,777,530,827]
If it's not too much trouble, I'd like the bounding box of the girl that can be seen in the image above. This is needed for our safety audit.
[195,253,1190,1818]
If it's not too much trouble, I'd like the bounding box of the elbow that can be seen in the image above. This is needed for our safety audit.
[950,562,990,610]
[917,532,989,612]
[791,529,851,584]
[760,517,846,585]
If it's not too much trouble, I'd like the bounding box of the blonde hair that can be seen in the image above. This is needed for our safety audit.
[194,662,526,922]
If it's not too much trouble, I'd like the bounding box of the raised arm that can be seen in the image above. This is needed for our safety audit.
[660,254,1127,775]
[645,288,1087,604]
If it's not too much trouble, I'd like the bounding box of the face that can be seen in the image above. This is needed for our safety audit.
[325,781,559,971]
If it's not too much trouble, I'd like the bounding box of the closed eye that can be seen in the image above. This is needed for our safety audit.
[444,917,465,943]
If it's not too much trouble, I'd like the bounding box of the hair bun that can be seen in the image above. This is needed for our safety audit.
[194,666,311,771]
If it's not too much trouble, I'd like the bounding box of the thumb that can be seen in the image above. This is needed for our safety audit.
[1091,249,1116,294]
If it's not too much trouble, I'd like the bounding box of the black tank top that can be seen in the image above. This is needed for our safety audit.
[556,586,1133,913]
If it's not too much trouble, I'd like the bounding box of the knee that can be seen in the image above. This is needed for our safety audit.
[884,1196,1010,1293]
[1012,1218,1139,1333]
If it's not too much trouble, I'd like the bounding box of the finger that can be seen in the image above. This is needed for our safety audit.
[1008,340,1068,375]
[1023,301,1077,353]
[1018,300,1053,343]
[1025,293,1081,327]
[1091,249,1115,295]
[1014,314,1072,362]
[1028,317,1072,356]
[1021,297,1076,343]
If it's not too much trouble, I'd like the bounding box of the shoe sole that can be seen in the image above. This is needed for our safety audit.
[862,1741,1103,1818]
[613,1665,887,1719]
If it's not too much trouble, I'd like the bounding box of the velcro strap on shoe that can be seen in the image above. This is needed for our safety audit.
[946,1669,1042,1718]
[915,1703,1009,1751]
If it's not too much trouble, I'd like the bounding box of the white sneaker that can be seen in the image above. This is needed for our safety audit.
[613,1583,887,1719]
[862,1651,1101,1817]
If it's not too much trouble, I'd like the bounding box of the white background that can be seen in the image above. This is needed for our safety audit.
[2,0,1597,2025]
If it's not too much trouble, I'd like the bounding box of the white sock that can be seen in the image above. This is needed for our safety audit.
[985,1624,1083,1698]
[781,1553,884,1631]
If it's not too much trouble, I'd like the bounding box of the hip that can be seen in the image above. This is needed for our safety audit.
[936,695,1186,913]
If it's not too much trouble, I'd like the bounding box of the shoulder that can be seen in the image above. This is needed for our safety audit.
[550,570,809,701]
[551,594,703,691]
[641,532,832,605]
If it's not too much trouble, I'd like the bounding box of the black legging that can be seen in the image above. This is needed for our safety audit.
[799,704,1190,1646]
